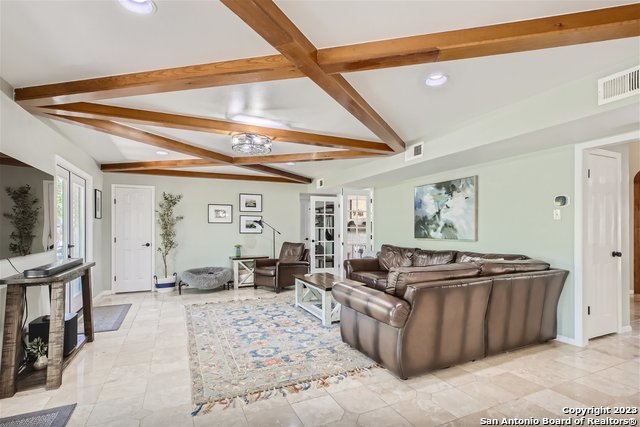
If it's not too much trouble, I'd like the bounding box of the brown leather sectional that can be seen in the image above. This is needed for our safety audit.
[333,244,568,379]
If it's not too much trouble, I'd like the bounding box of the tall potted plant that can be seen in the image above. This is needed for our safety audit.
[3,185,40,256]
[155,192,183,292]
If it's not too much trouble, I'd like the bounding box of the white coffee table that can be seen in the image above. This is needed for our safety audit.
[293,273,343,326]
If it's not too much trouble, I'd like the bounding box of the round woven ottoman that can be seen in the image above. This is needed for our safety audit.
[179,267,233,294]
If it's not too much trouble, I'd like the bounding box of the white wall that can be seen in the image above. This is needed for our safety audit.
[103,173,306,290]
[373,146,576,339]
[0,91,104,353]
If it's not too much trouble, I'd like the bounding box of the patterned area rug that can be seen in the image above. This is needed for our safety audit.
[186,297,377,414]
[0,404,76,427]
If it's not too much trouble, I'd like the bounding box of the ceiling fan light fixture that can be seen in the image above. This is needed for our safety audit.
[118,0,156,15]
[425,72,448,87]
[231,133,272,155]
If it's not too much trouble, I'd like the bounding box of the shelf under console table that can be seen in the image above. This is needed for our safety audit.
[0,262,96,398]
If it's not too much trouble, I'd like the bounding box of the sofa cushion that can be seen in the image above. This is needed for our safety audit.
[378,244,414,271]
[456,251,528,263]
[478,259,550,276]
[412,250,457,267]
[386,263,481,297]
[350,271,388,291]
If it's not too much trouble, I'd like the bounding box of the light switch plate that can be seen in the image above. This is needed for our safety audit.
[553,209,561,220]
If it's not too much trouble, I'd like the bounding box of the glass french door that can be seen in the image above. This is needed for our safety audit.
[343,191,373,261]
[55,165,86,313]
[310,196,340,274]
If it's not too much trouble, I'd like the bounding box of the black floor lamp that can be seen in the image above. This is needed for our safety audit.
[254,219,281,258]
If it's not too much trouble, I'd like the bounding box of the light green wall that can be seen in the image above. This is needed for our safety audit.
[374,146,576,338]
[102,173,305,289]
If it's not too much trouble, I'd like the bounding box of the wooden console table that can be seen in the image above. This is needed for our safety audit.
[0,262,95,398]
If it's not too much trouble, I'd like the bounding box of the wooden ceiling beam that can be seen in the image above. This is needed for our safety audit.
[318,3,640,74]
[100,149,378,173]
[232,150,380,164]
[42,113,312,183]
[14,4,639,108]
[15,54,302,107]
[107,169,300,183]
[43,113,234,163]
[221,0,406,153]
[35,103,393,154]
[100,159,222,172]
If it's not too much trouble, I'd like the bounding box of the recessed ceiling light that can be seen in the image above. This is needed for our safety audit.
[118,0,156,15]
[286,162,296,166]
[229,114,286,129]
[425,72,448,87]
[156,150,169,156]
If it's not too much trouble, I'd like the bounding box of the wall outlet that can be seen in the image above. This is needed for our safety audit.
[553,209,561,220]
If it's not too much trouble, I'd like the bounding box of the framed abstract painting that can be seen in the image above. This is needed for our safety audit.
[414,176,477,240]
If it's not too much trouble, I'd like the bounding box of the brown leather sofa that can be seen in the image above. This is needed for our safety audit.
[254,242,310,293]
[334,245,568,379]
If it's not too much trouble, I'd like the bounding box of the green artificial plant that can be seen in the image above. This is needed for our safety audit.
[3,185,40,256]
[27,337,47,358]
[156,192,184,278]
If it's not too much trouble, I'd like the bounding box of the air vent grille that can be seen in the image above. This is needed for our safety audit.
[405,141,424,161]
[598,65,639,105]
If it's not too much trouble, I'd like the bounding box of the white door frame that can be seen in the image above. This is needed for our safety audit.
[309,195,341,275]
[111,184,155,292]
[54,156,93,264]
[573,130,638,346]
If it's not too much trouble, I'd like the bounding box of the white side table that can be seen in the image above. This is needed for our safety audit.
[229,256,269,291]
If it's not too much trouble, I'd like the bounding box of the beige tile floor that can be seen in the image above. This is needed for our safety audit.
[0,290,638,427]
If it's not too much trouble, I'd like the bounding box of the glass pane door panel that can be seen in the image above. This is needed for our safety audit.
[345,194,372,261]
[54,169,69,260]
[310,197,339,274]
[69,173,86,313]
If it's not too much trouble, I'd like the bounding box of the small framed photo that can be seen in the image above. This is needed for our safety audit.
[239,215,262,234]
[239,193,262,212]
[94,189,102,219]
[208,204,232,224]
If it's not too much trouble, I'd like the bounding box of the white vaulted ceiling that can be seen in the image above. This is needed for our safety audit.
[1,0,639,181]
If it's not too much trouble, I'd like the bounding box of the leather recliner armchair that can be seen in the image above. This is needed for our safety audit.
[254,242,310,293]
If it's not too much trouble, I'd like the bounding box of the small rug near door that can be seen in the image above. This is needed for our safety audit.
[79,304,131,333]
[186,297,378,415]
[0,404,76,427]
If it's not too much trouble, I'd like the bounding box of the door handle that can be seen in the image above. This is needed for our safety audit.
[67,244,75,248]
[611,251,622,257]
[142,243,151,247]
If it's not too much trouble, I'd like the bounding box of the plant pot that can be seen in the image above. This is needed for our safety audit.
[33,355,48,370]
[235,247,241,257]
[154,274,176,293]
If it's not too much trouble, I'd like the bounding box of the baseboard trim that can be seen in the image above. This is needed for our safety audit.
[555,335,583,347]
[619,325,632,333]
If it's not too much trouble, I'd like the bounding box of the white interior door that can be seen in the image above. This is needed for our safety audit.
[113,186,154,293]
[55,166,86,313]
[585,150,622,339]
[310,196,340,275]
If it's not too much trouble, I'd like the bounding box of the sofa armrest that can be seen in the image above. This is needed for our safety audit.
[343,258,381,278]
[277,261,309,267]
[255,258,278,268]
[332,282,410,328]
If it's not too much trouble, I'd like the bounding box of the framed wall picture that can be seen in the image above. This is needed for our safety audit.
[94,189,102,219]
[208,204,232,224]
[239,215,262,234]
[414,175,477,241]
[239,193,262,212]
